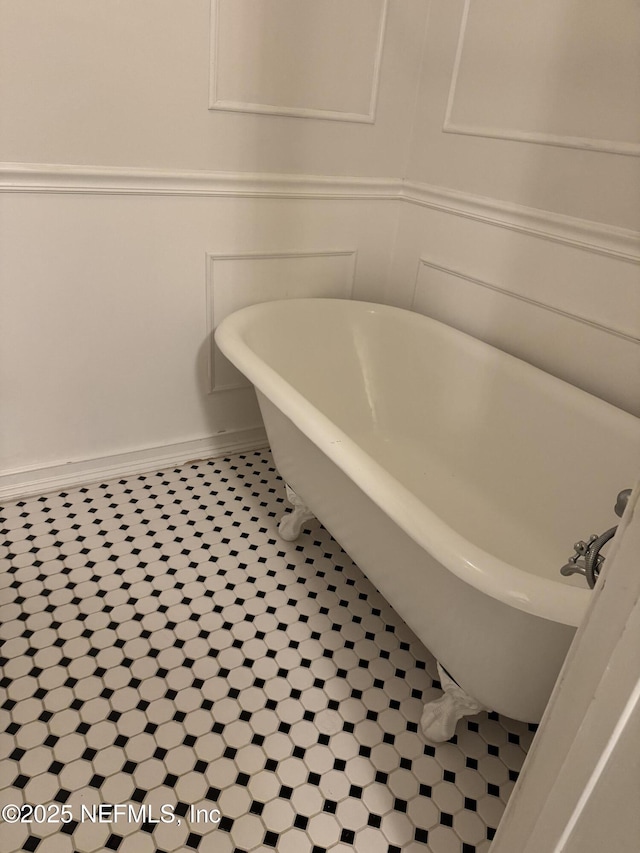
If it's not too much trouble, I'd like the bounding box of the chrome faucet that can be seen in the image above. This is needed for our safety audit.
[560,488,632,588]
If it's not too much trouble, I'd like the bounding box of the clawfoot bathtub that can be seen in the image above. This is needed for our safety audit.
[215,298,639,739]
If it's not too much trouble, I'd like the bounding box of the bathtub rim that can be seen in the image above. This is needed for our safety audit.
[215,297,633,628]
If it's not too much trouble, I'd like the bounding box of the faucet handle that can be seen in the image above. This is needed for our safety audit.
[615,488,632,519]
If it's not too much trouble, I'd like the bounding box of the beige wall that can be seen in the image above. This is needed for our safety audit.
[0,188,400,490]
[406,0,640,229]
[0,0,425,177]
[0,0,421,494]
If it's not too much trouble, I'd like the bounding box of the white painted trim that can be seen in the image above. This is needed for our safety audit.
[206,249,358,392]
[413,257,640,344]
[442,123,640,159]
[444,0,640,158]
[0,162,398,199]
[1,163,638,263]
[0,427,268,502]
[208,0,388,123]
[553,677,640,851]
[206,100,380,125]
[401,181,640,264]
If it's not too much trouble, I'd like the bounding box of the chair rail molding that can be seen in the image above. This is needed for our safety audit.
[400,182,640,264]
[1,163,638,263]
[0,162,398,199]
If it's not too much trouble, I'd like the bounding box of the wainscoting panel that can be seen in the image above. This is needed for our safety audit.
[411,259,640,415]
[444,0,640,156]
[2,163,637,492]
[207,250,357,391]
[209,0,388,122]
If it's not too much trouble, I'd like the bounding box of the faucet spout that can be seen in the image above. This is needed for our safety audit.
[614,488,632,519]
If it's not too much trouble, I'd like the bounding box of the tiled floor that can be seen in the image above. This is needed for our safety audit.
[0,450,536,853]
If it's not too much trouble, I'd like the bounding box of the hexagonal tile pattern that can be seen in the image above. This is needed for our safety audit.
[0,451,536,852]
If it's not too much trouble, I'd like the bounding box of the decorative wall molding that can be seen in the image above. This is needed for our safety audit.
[412,258,640,345]
[401,182,640,265]
[0,162,398,199]
[0,427,268,502]
[441,123,640,160]
[444,0,640,158]
[1,162,639,263]
[206,250,357,392]
[209,0,388,123]
[411,257,640,415]
[2,159,638,494]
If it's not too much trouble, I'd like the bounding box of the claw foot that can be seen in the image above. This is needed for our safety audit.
[278,484,316,541]
[421,663,489,742]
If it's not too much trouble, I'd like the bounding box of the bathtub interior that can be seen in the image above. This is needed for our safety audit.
[233,299,639,584]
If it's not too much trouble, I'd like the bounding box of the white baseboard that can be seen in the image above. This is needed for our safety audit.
[0,427,269,503]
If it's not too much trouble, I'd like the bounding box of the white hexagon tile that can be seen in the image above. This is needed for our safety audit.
[0,451,537,852]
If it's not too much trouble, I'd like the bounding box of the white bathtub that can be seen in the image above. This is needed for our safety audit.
[215,298,639,727]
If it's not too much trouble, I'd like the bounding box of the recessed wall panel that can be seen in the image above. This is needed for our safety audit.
[209,0,388,122]
[207,250,357,391]
[445,0,640,154]
[412,260,640,414]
